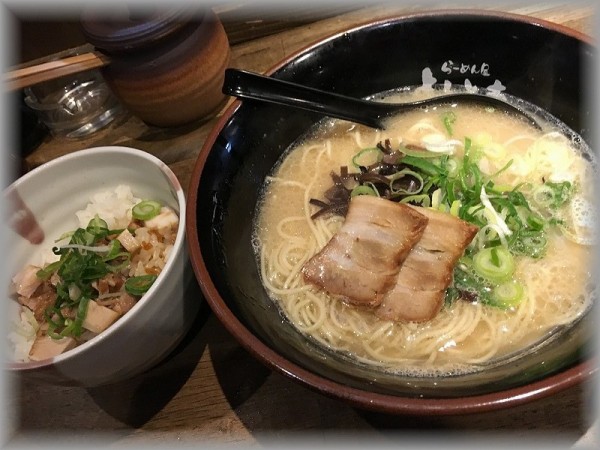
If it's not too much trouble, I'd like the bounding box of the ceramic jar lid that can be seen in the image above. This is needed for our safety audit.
[80,6,202,53]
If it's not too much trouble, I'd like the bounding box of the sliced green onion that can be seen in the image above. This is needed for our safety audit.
[532,181,573,210]
[74,297,90,334]
[399,194,431,207]
[351,147,383,168]
[68,283,82,301]
[58,297,89,338]
[486,159,514,182]
[491,183,514,193]
[388,169,424,194]
[490,247,501,266]
[521,234,547,250]
[80,256,110,281]
[401,146,442,158]
[350,184,379,197]
[132,200,162,221]
[512,230,547,259]
[70,228,96,247]
[526,214,545,231]
[431,188,442,209]
[44,307,66,340]
[480,186,512,237]
[459,159,484,193]
[103,240,123,261]
[474,224,507,250]
[443,177,459,205]
[124,274,157,296]
[546,181,574,208]
[450,200,462,217]
[444,157,459,177]
[60,243,113,253]
[86,215,109,239]
[442,111,457,136]
[473,246,515,283]
[449,263,495,306]
[36,260,63,280]
[401,155,445,176]
[463,136,472,154]
[55,230,74,243]
[107,253,131,272]
[491,280,524,308]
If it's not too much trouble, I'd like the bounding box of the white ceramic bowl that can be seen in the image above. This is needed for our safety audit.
[4,146,199,387]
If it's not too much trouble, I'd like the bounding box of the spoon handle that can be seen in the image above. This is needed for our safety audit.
[222,69,540,131]
[222,68,390,129]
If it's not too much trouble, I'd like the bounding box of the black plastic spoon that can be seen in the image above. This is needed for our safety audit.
[222,68,539,130]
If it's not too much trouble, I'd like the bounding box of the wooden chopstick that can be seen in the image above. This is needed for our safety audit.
[4,51,111,92]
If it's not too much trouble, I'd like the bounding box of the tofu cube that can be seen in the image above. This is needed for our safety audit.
[116,228,140,253]
[144,206,179,230]
[12,264,43,298]
[29,335,76,361]
[83,300,120,334]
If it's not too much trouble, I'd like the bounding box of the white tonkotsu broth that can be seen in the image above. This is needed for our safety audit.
[253,88,595,376]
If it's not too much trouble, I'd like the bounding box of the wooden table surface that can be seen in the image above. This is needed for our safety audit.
[8,3,598,447]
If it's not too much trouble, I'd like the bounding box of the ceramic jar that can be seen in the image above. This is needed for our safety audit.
[80,7,231,127]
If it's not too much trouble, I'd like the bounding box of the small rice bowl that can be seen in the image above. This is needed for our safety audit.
[8,184,178,362]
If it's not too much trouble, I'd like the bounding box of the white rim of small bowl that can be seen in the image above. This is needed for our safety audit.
[5,146,186,370]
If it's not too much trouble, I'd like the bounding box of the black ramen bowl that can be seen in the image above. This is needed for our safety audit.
[187,10,597,414]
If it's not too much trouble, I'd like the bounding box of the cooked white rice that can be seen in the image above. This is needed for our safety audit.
[8,305,39,362]
[76,184,140,230]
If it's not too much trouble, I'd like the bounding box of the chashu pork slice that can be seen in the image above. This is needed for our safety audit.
[302,195,429,307]
[376,206,479,322]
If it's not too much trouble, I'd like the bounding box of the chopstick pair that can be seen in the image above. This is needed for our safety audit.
[4,51,110,92]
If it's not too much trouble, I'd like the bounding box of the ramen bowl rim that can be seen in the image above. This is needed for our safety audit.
[186,9,597,415]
